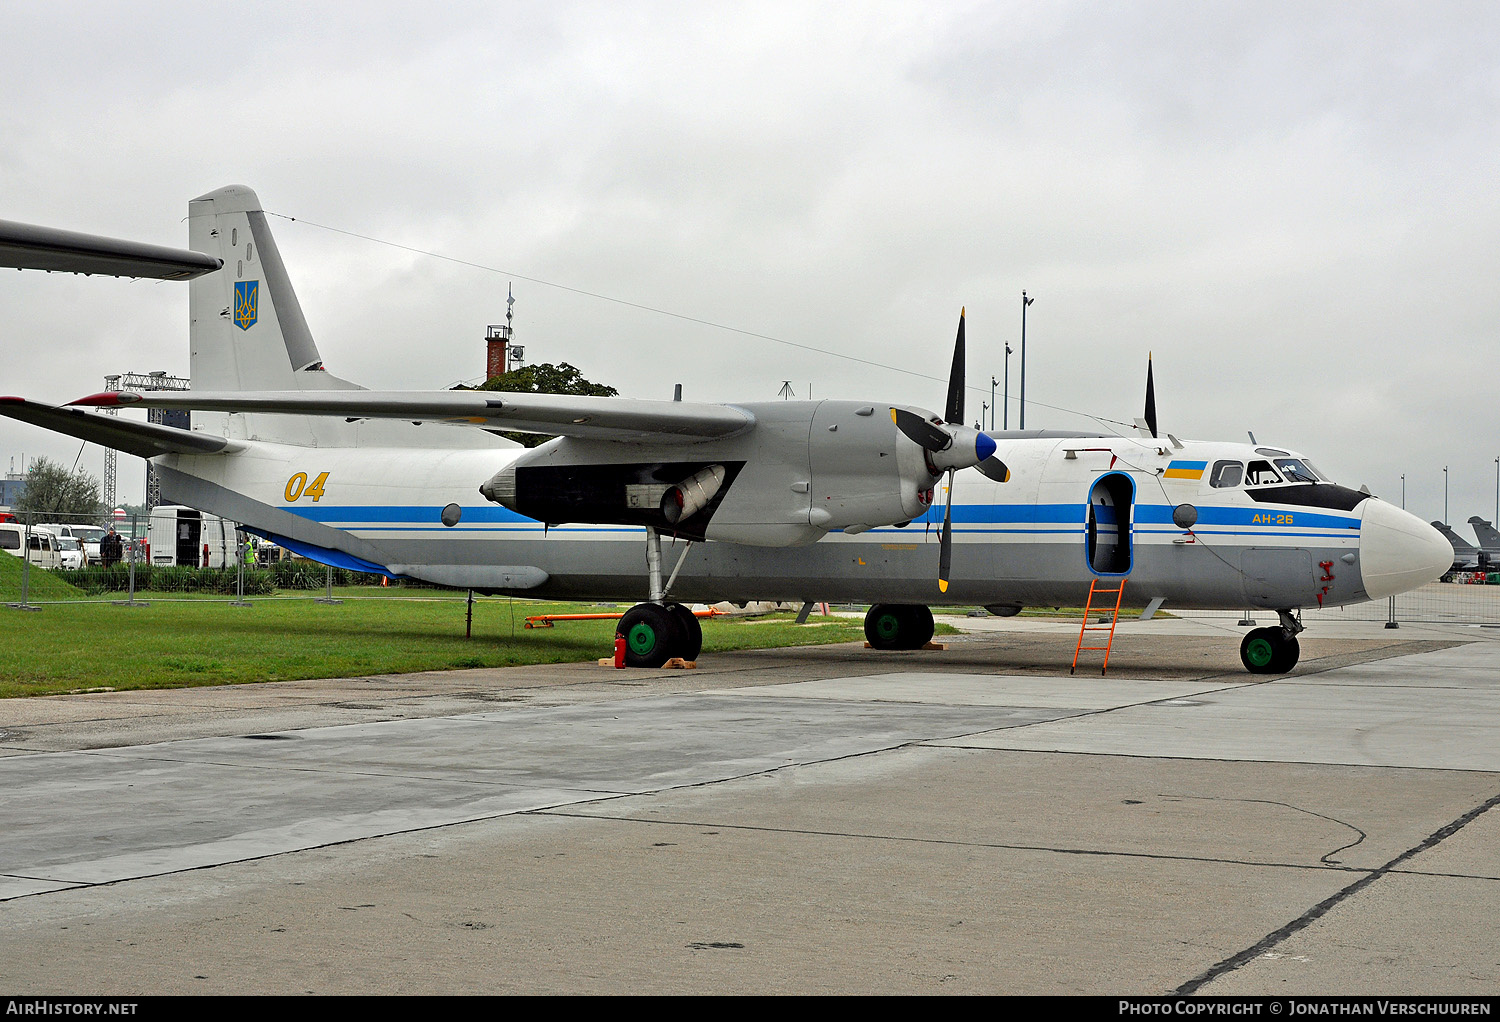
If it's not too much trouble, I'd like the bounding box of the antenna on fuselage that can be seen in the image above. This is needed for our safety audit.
[1248,431,1257,444]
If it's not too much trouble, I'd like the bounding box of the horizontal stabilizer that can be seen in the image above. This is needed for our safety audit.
[0,397,232,459]
[73,389,757,444]
[0,219,222,280]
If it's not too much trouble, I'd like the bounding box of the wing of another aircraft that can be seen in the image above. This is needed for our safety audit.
[73,390,757,444]
[0,397,233,459]
[0,219,223,280]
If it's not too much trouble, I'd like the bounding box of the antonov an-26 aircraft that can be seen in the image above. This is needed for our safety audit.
[0,185,1452,673]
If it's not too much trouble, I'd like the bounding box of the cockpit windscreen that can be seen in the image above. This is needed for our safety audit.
[1273,458,1320,484]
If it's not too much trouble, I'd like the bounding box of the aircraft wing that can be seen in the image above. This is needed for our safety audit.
[75,390,757,444]
[0,397,233,458]
[0,218,223,280]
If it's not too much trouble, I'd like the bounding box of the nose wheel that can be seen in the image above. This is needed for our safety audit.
[1240,626,1300,674]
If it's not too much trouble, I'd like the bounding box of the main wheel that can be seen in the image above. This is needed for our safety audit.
[1270,634,1300,673]
[617,603,685,668]
[1240,627,1299,674]
[864,604,936,650]
[664,603,703,662]
[865,604,906,649]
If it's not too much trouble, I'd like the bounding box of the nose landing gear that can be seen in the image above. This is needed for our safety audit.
[1239,610,1303,674]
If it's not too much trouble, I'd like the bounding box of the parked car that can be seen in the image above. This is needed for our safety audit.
[37,523,108,562]
[53,534,87,570]
[0,523,63,569]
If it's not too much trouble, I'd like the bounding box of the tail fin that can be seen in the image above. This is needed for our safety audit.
[185,186,507,450]
[188,185,354,393]
[1469,516,1500,552]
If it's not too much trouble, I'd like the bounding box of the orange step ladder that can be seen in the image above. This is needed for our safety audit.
[1071,578,1127,675]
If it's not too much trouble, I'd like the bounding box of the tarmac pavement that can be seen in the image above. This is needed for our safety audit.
[0,614,1496,995]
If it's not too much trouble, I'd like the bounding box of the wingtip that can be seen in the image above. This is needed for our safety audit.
[69,391,137,407]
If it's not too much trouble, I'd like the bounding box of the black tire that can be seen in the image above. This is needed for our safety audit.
[1270,634,1300,673]
[664,603,703,661]
[864,604,935,650]
[1240,627,1298,674]
[617,603,684,668]
[906,605,935,649]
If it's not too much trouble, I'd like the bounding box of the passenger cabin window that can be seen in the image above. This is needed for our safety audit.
[0,532,17,550]
[1274,458,1319,484]
[1245,460,1283,486]
[1210,461,1243,488]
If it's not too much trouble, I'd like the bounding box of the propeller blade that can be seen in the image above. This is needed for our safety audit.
[1144,353,1157,439]
[945,308,965,425]
[974,456,1010,483]
[891,407,952,453]
[938,470,954,593]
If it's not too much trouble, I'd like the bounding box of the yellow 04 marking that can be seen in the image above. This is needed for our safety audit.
[285,471,330,503]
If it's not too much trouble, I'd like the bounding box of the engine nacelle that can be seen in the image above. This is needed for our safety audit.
[478,399,944,546]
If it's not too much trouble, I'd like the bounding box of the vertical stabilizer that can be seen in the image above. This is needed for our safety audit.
[189,185,346,393]
[185,185,510,451]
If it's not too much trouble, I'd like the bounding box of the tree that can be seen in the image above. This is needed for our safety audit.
[15,457,105,522]
[465,362,619,448]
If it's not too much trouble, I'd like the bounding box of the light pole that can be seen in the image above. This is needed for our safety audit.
[989,377,997,431]
[1444,466,1449,524]
[1401,473,1406,510]
[980,402,988,431]
[1494,457,1498,526]
[1003,345,1012,429]
[1019,291,1034,430]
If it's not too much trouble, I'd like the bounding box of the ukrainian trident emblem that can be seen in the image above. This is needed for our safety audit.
[234,280,259,330]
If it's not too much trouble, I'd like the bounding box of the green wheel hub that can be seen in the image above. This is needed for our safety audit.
[1244,636,1275,669]
[873,613,902,642]
[627,622,659,656]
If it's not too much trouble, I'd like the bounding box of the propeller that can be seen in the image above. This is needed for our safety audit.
[1144,352,1157,439]
[889,308,1007,593]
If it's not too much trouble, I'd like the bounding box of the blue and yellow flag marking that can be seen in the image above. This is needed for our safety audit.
[1164,460,1206,480]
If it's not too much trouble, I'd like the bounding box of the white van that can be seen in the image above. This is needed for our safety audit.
[145,506,241,568]
[0,523,63,569]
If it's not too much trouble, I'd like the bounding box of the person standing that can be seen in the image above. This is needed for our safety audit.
[101,527,123,567]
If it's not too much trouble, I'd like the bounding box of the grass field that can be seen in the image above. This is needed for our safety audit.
[0,588,877,697]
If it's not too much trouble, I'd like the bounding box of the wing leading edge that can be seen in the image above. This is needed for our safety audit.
[73,390,757,444]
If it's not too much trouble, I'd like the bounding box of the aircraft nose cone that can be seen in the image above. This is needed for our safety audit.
[1359,498,1452,599]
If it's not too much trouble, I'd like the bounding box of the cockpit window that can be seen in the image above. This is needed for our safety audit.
[1245,460,1283,486]
[1273,458,1319,484]
[1209,460,1243,488]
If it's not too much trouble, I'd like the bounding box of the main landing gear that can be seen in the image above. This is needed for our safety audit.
[617,601,703,668]
[863,603,936,650]
[615,529,703,668]
[1239,610,1303,674]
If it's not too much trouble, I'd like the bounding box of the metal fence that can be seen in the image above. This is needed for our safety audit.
[1,509,439,608]
[1166,581,1500,627]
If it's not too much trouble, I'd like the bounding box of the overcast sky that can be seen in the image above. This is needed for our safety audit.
[2,1,1497,527]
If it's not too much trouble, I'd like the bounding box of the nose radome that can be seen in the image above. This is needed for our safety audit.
[1359,498,1453,599]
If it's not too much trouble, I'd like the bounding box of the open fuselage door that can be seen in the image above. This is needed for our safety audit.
[1086,472,1134,575]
